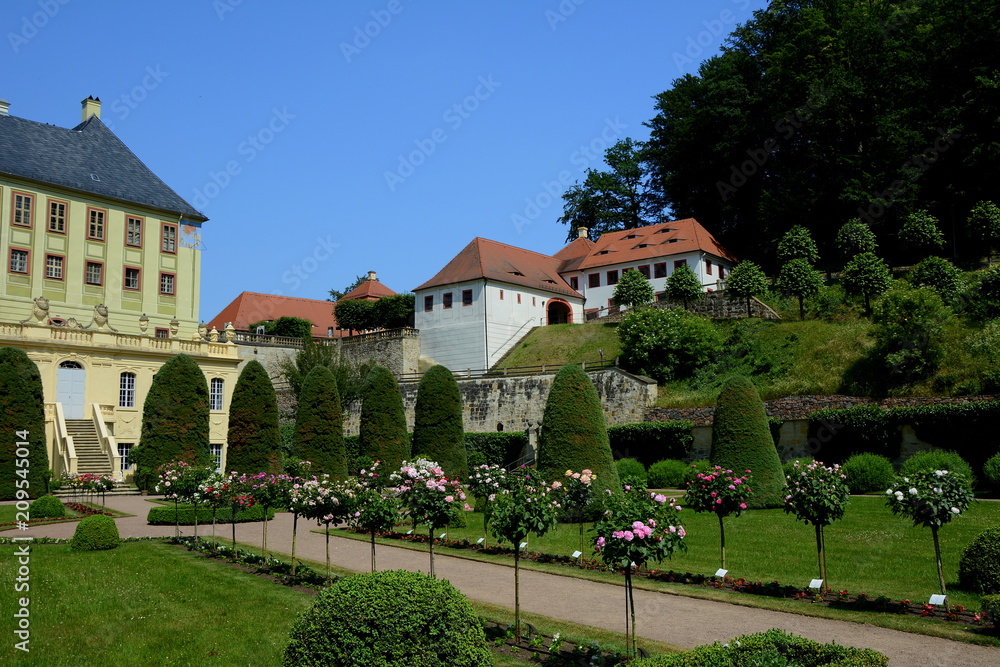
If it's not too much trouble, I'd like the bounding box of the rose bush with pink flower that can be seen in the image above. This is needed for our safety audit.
[683,466,753,570]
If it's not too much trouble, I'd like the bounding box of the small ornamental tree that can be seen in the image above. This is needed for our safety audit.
[967,200,1000,263]
[560,468,597,554]
[901,210,946,257]
[683,467,753,569]
[0,347,48,501]
[359,366,410,471]
[299,475,352,581]
[725,261,768,317]
[226,359,281,475]
[536,365,620,497]
[842,252,892,315]
[134,354,212,491]
[488,471,561,639]
[612,268,655,309]
[293,365,347,478]
[372,293,416,329]
[908,256,965,305]
[666,263,704,308]
[835,219,878,259]
[245,472,291,559]
[871,287,950,383]
[392,458,470,578]
[777,225,820,265]
[709,376,785,508]
[350,462,401,571]
[219,473,256,547]
[783,461,850,587]
[156,460,213,538]
[286,470,339,576]
[778,258,823,320]
[593,488,686,658]
[333,298,376,333]
[412,365,467,478]
[885,469,975,594]
[466,464,510,545]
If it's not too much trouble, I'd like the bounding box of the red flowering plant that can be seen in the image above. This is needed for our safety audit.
[784,460,850,589]
[593,488,686,658]
[392,458,471,578]
[244,472,293,558]
[155,460,214,538]
[683,466,753,570]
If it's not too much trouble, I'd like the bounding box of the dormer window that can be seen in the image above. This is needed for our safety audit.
[508,270,524,276]
[655,228,675,234]
[624,234,640,239]
[596,250,612,255]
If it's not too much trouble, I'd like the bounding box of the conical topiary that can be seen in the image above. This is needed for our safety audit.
[226,359,281,475]
[412,365,467,478]
[134,353,212,491]
[0,347,49,500]
[536,365,619,495]
[359,366,409,470]
[709,375,785,508]
[293,365,347,478]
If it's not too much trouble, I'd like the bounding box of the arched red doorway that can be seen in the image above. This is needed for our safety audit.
[546,299,572,324]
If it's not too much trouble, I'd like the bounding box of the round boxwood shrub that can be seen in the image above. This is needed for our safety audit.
[984,451,1000,493]
[840,453,895,494]
[70,514,120,551]
[283,569,491,666]
[615,457,647,489]
[901,450,974,485]
[958,527,1000,594]
[648,459,689,489]
[29,495,65,519]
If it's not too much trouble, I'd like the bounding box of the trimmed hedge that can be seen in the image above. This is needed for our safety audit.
[958,526,1000,594]
[0,347,49,500]
[606,421,694,467]
[284,569,491,666]
[807,402,1000,480]
[536,365,620,496]
[227,359,282,475]
[629,629,887,666]
[147,504,274,526]
[982,595,1000,627]
[901,450,974,484]
[710,376,785,508]
[359,366,410,470]
[411,365,467,478]
[71,514,120,551]
[29,495,65,519]
[294,365,347,478]
[841,453,895,494]
[648,459,690,489]
[464,432,526,468]
[615,458,647,488]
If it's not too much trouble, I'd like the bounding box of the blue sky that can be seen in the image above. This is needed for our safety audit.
[2,0,768,323]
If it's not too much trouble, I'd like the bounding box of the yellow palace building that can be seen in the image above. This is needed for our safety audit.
[0,96,240,482]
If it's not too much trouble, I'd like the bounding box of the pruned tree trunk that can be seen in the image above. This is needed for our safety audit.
[932,525,946,595]
[719,513,726,570]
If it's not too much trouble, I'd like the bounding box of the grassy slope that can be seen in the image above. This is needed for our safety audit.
[496,323,622,369]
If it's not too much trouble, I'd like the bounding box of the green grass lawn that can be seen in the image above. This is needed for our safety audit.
[496,323,621,369]
[0,541,313,666]
[346,496,1000,610]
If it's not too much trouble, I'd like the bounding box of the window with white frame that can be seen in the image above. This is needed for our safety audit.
[45,254,64,280]
[210,443,223,471]
[119,443,133,470]
[210,378,224,411]
[9,249,28,274]
[85,261,103,285]
[162,224,177,253]
[119,372,136,408]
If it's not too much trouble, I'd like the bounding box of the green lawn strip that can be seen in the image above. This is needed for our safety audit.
[0,502,131,531]
[320,497,1000,641]
[0,540,313,666]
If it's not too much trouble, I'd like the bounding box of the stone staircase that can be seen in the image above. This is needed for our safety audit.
[65,419,112,475]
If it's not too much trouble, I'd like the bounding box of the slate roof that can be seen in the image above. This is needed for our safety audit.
[414,238,582,299]
[340,279,397,301]
[566,219,737,270]
[206,292,345,336]
[0,112,206,221]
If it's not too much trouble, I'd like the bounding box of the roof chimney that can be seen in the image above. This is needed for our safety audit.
[0,99,9,116]
[81,96,101,121]
[366,270,377,281]
[577,227,589,240]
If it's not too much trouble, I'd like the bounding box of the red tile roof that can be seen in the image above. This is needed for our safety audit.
[340,279,397,301]
[205,292,345,336]
[414,238,582,298]
[568,218,737,270]
[553,237,596,273]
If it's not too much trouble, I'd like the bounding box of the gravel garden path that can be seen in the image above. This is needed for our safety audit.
[11,495,1000,666]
